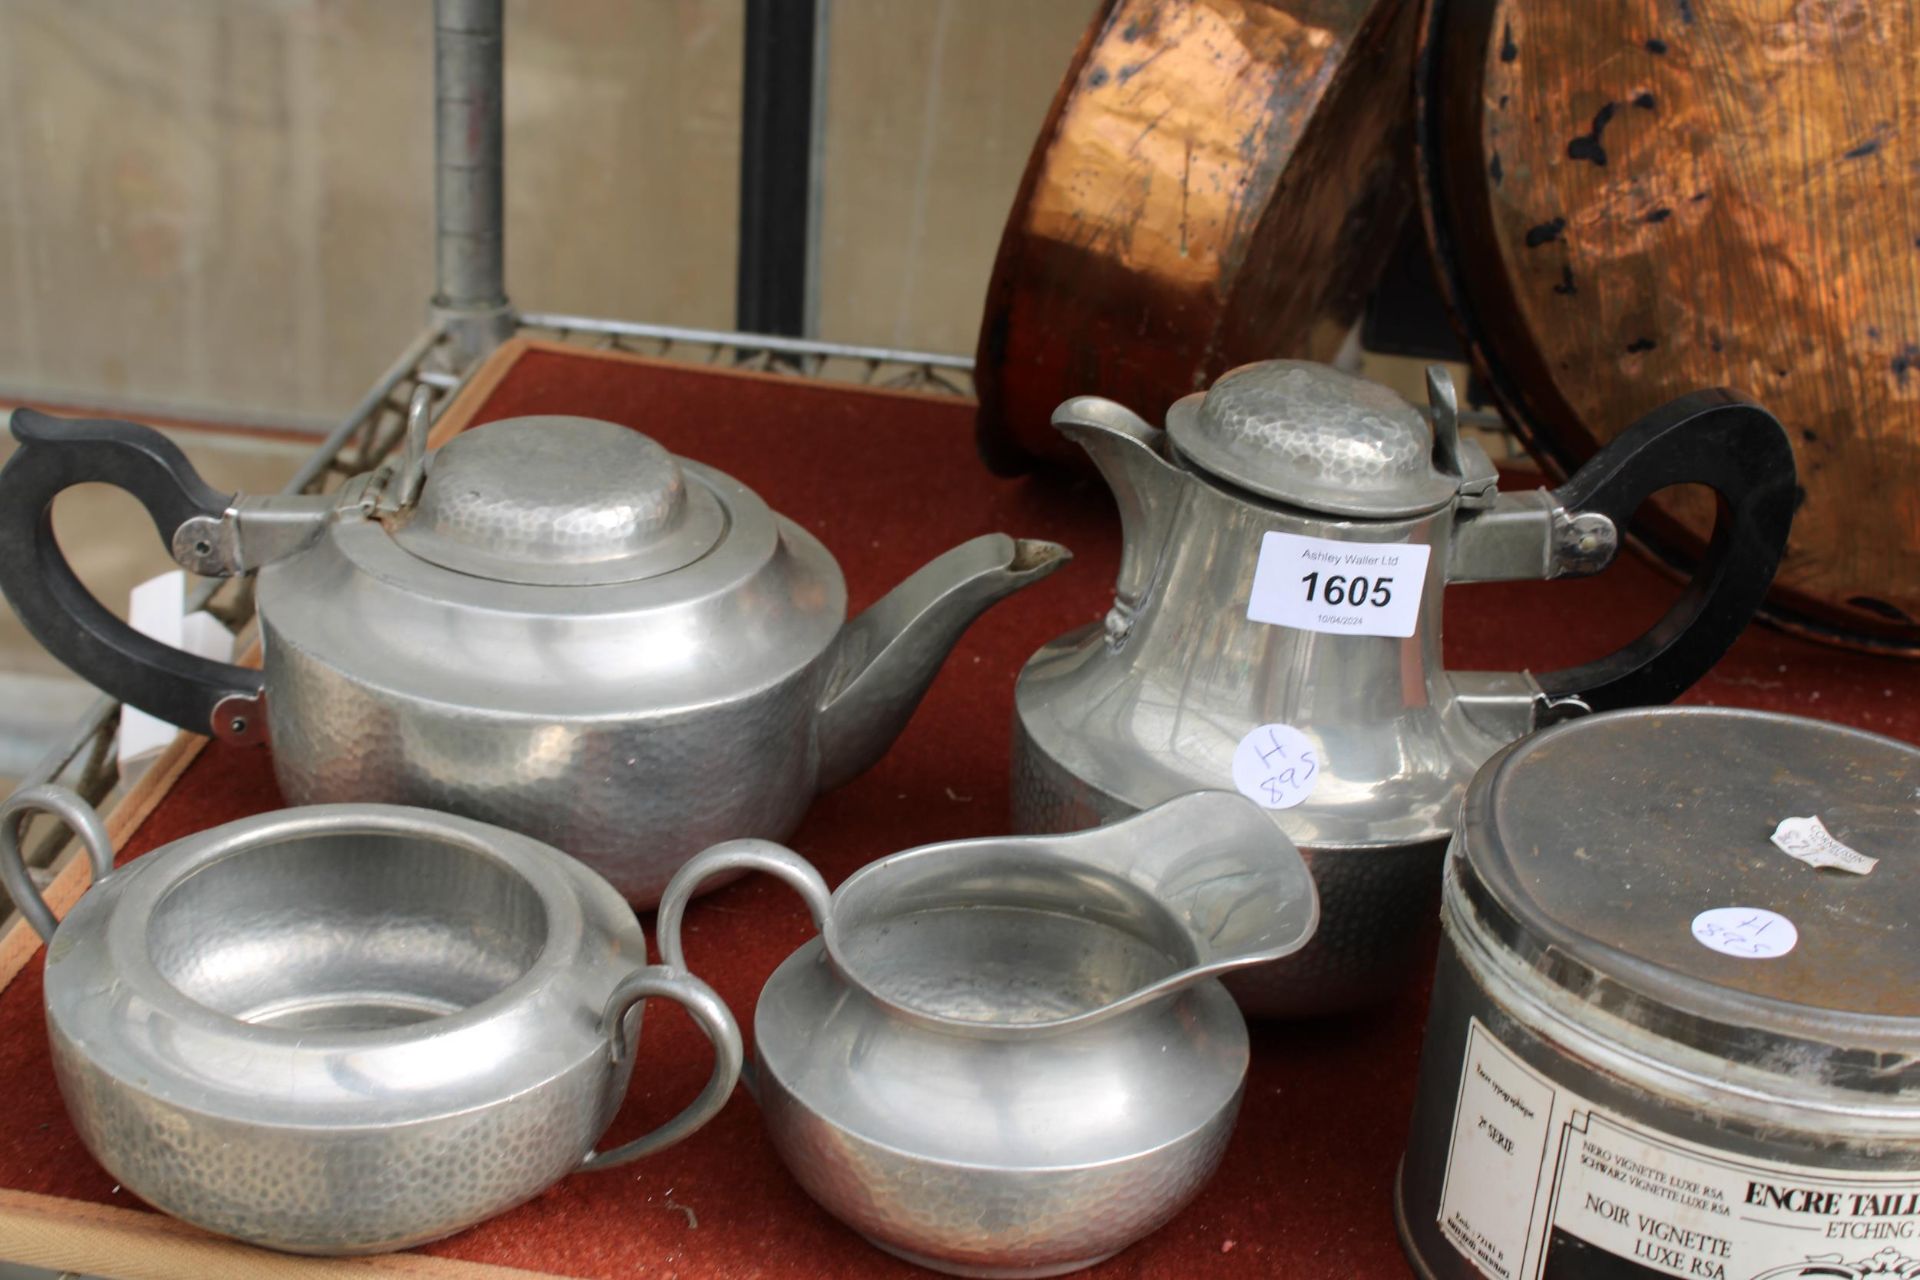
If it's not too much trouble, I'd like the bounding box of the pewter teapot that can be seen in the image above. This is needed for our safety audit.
[0,405,1067,903]
[655,791,1319,1277]
[1013,360,1795,1016]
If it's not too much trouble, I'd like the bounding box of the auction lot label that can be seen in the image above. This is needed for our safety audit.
[1438,1019,1920,1279]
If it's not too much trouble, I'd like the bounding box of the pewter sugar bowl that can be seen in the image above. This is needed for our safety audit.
[1013,360,1796,1016]
[0,788,740,1255]
[0,407,1067,903]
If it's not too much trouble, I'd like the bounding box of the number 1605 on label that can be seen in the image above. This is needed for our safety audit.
[1246,531,1431,638]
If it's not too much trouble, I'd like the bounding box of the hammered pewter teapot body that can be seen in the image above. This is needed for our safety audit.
[0,788,740,1255]
[0,405,1067,903]
[1014,361,1796,1016]
[654,792,1319,1277]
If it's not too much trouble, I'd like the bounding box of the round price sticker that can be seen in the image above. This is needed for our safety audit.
[1691,907,1798,960]
[1232,723,1320,810]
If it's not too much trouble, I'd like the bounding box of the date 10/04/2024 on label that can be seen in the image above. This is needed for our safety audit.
[1246,531,1431,638]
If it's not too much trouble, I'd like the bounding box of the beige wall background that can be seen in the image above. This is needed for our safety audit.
[0,0,1091,427]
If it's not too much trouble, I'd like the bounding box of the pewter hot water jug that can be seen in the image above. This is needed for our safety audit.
[1013,361,1796,1015]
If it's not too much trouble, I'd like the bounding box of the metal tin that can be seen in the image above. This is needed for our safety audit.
[1399,706,1920,1280]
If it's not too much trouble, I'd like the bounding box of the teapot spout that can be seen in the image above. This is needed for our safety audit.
[814,533,1069,790]
[1054,792,1320,1015]
[1052,397,1183,644]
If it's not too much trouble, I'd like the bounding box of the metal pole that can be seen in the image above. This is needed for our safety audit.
[432,0,512,363]
[736,0,819,341]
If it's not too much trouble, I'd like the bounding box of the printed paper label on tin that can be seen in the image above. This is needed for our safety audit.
[1436,1022,1559,1278]
[1438,1018,1920,1280]
[1230,723,1320,810]
[1245,531,1430,637]
[1770,816,1879,876]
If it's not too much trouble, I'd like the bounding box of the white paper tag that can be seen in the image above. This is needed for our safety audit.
[1770,815,1879,875]
[1246,530,1430,637]
[1690,906,1798,959]
[118,571,235,768]
[1231,722,1321,810]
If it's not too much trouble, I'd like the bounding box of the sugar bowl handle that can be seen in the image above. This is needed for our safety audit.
[579,965,743,1171]
[0,784,114,942]
[1536,388,1796,713]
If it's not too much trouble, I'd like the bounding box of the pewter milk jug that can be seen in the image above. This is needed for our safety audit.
[655,791,1319,1277]
[1012,360,1796,1016]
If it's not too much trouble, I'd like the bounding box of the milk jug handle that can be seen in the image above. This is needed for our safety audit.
[656,840,833,973]
[0,409,267,741]
[1536,388,1796,712]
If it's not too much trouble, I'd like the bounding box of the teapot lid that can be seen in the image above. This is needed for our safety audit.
[1165,361,1461,518]
[390,417,726,585]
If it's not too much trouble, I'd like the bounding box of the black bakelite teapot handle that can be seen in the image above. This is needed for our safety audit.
[0,408,268,741]
[1534,389,1796,715]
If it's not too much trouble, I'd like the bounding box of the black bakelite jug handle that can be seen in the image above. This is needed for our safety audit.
[0,408,268,740]
[1535,388,1797,715]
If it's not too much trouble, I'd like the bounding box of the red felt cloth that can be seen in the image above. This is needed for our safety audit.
[2,343,1916,1278]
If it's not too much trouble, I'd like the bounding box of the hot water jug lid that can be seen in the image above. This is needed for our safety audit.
[1459,706,1920,1059]
[1164,361,1461,517]
[390,416,726,585]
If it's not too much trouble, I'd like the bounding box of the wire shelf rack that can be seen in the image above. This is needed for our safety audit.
[519,312,976,398]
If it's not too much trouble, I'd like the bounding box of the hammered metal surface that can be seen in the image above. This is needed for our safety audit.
[392,417,724,585]
[263,613,821,906]
[1010,715,1446,1017]
[51,1029,618,1255]
[1166,360,1457,516]
[760,1067,1237,1277]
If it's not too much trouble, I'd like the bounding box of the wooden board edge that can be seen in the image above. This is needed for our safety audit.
[502,337,979,411]
[428,337,535,447]
[0,1189,577,1280]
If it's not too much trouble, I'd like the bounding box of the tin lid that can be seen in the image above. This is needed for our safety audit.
[1164,361,1461,517]
[1460,706,1920,1068]
[390,416,725,585]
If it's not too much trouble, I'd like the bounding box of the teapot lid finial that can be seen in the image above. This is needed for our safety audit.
[1165,360,1464,518]
[390,416,726,585]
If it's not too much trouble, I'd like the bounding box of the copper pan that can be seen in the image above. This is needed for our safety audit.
[975,0,1420,474]
[1416,0,1920,654]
